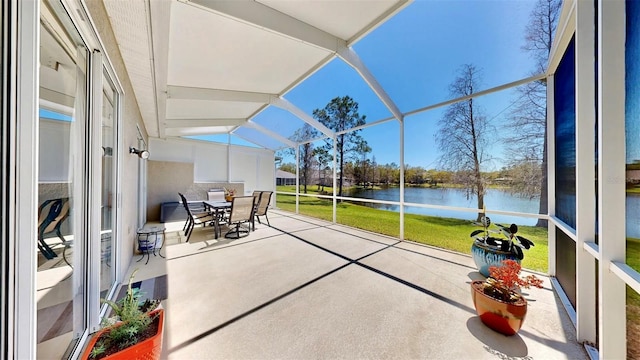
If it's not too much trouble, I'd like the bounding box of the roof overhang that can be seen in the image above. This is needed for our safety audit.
[102,0,411,149]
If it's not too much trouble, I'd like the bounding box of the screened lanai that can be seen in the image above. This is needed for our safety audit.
[106,0,638,359]
[2,0,639,359]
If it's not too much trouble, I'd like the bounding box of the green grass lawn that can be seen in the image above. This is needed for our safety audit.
[627,238,640,358]
[275,193,548,273]
[278,185,335,195]
[628,238,640,310]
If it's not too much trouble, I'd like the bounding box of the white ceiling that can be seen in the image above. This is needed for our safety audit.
[103,0,411,148]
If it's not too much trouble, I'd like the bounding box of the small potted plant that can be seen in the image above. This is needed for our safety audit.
[82,269,164,360]
[470,259,544,335]
[469,215,535,276]
[224,187,237,202]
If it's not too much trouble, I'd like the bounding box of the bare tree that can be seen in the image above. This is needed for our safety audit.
[371,155,378,187]
[436,64,490,221]
[506,0,560,226]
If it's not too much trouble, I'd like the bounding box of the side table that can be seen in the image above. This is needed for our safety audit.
[137,226,166,264]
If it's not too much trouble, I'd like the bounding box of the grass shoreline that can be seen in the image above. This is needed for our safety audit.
[275,193,548,272]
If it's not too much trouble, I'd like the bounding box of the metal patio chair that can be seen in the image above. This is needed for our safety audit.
[224,196,255,239]
[253,191,273,229]
[179,192,215,242]
[37,197,72,265]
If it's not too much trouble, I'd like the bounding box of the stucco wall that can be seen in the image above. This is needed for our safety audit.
[146,160,244,221]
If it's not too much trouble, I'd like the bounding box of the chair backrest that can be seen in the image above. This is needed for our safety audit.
[255,191,272,216]
[228,196,255,223]
[38,197,70,238]
[252,190,261,205]
[178,193,194,217]
[207,189,225,202]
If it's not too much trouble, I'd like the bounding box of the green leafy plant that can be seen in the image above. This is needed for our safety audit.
[470,215,535,260]
[482,260,543,302]
[89,269,160,359]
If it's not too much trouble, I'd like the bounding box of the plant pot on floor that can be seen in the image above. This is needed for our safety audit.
[469,216,535,277]
[470,280,527,336]
[471,241,521,277]
[81,308,164,360]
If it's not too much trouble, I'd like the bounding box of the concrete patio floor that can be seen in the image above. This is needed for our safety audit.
[132,209,587,360]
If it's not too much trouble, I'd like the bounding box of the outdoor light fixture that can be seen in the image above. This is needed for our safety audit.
[129,147,150,159]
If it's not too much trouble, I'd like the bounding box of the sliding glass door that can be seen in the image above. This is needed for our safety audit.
[37,1,88,357]
[36,1,122,358]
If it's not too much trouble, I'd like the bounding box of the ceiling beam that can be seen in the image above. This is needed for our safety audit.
[164,118,247,128]
[184,0,346,51]
[178,0,404,132]
[348,0,412,44]
[270,97,334,139]
[243,121,297,148]
[148,0,172,138]
[164,126,234,136]
[231,132,275,150]
[337,46,404,122]
[166,85,273,103]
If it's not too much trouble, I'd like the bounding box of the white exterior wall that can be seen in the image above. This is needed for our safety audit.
[149,137,275,194]
[39,119,71,182]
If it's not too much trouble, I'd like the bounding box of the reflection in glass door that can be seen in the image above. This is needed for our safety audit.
[100,71,116,298]
[36,2,87,358]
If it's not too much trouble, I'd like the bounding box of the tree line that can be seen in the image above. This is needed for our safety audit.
[278,160,540,191]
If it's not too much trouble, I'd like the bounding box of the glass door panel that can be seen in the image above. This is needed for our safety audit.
[37,1,88,358]
[100,71,116,298]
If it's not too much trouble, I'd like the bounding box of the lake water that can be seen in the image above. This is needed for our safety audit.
[348,187,640,237]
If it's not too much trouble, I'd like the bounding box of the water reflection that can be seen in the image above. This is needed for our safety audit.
[349,187,540,225]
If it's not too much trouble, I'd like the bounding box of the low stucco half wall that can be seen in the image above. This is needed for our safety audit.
[147,160,243,221]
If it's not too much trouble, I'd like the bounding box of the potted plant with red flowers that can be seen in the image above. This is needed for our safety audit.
[82,269,164,359]
[470,259,543,335]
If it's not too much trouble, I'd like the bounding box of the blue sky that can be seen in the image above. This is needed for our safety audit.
[206,1,542,170]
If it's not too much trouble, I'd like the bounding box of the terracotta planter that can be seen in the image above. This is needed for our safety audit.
[471,242,520,277]
[81,308,164,360]
[225,195,233,202]
[470,280,527,336]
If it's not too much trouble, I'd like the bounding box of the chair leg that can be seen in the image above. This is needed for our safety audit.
[185,221,194,242]
[62,244,73,268]
[184,217,195,240]
[38,242,56,260]
[265,213,270,226]
[183,217,191,233]
[39,238,57,259]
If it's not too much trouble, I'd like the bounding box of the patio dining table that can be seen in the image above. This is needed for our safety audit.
[203,200,231,239]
